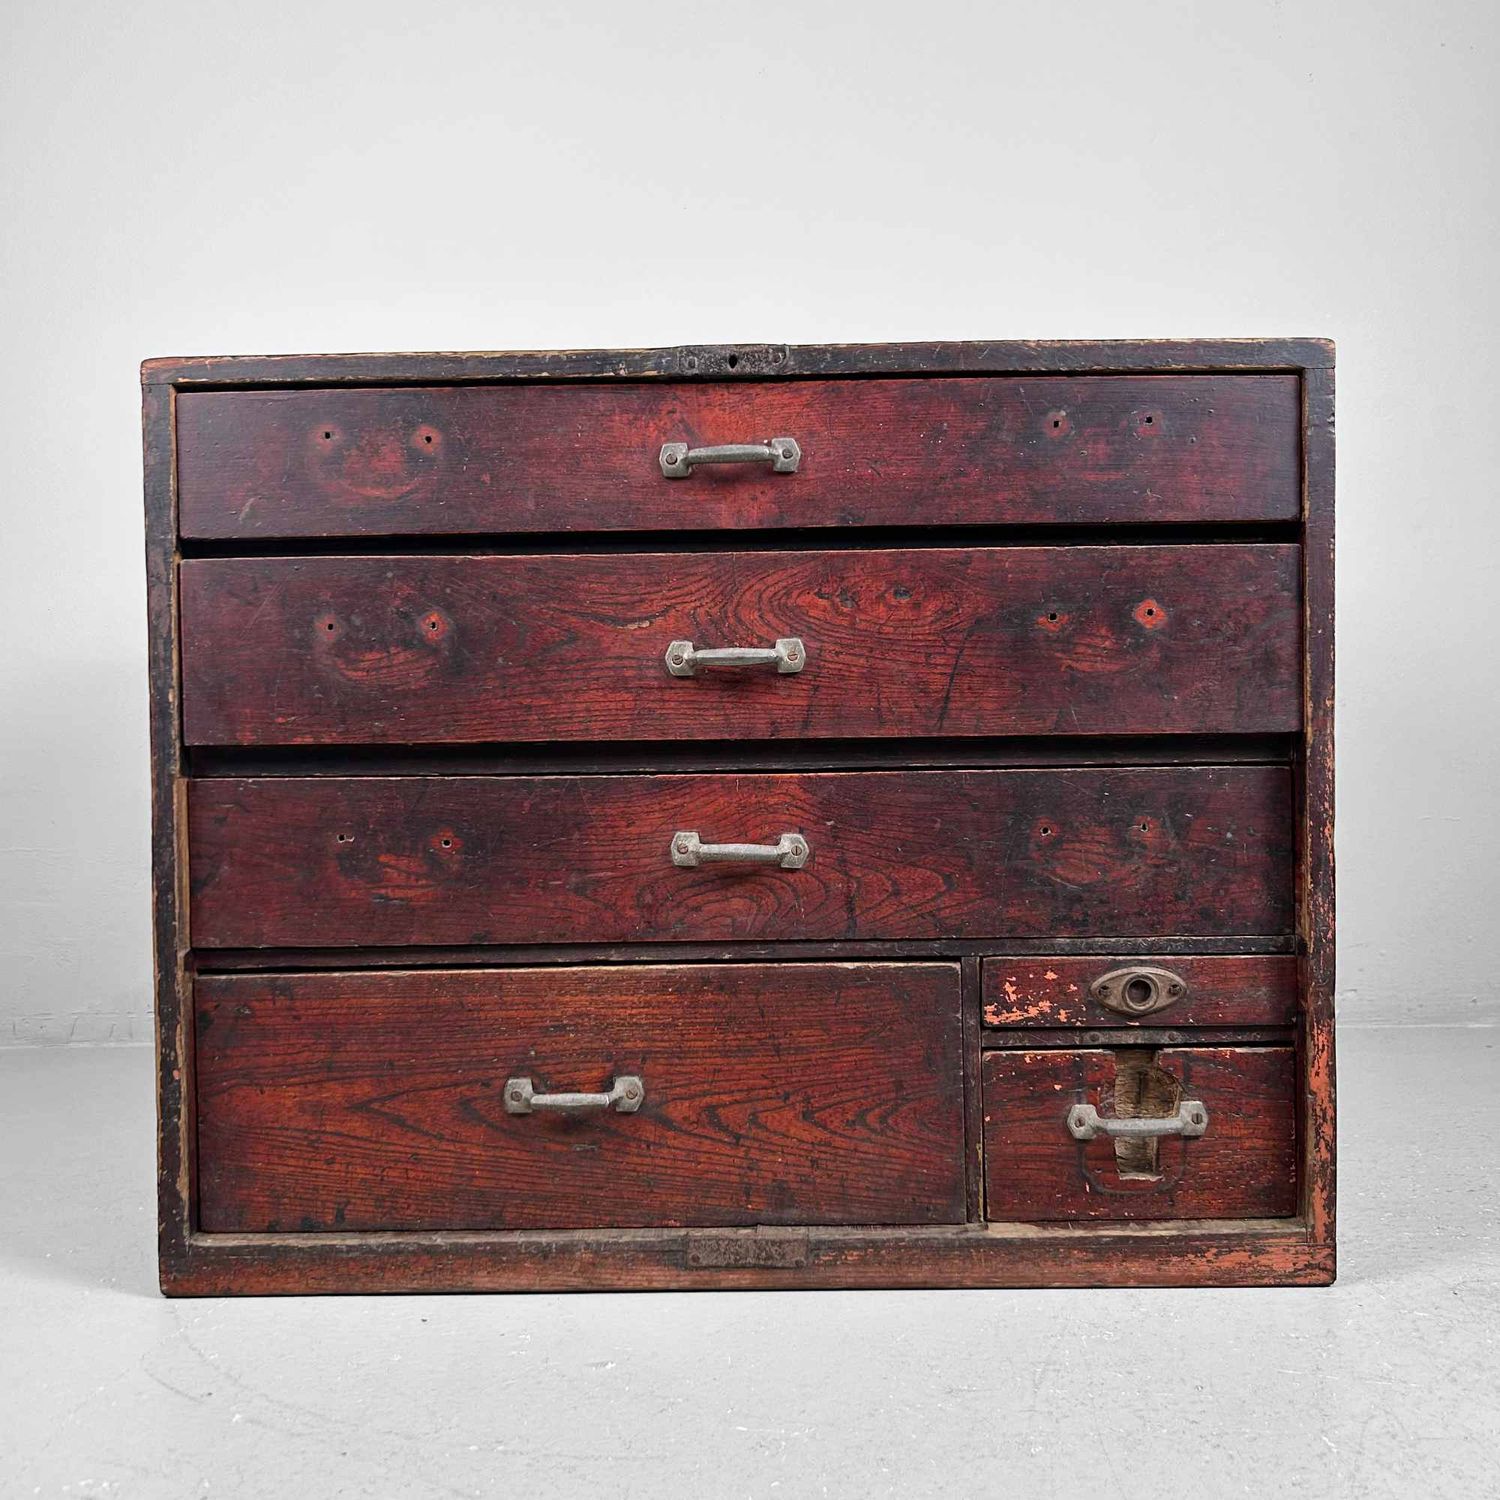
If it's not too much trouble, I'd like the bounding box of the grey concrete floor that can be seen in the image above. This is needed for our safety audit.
[1,1026,1496,1499]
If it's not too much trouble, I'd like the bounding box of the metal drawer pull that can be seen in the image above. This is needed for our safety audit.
[659,437,801,478]
[1066,1100,1208,1141]
[671,830,810,869]
[505,1075,644,1116]
[666,637,805,676]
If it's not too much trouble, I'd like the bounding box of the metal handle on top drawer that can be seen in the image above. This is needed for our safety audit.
[666,637,805,676]
[505,1075,644,1116]
[670,831,810,869]
[659,438,801,478]
[1066,1100,1209,1141]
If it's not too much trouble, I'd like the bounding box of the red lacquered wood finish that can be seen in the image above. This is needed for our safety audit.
[195,964,965,1232]
[144,339,1336,1294]
[180,545,1301,746]
[175,375,1302,539]
[187,767,1294,949]
[982,1046,1297,1220]
[981,954,1298,1028]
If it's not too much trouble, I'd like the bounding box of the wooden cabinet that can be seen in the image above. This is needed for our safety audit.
[144,338,1335,1293]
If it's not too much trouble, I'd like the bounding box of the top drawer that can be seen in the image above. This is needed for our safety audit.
[175,376,1301,539]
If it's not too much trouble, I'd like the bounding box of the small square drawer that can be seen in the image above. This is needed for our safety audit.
[983,1046,1297,1221]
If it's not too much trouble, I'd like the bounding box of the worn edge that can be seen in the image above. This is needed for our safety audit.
[1298,361,1337,1271]
[144,381,195,1291]
[160,1222,1333,1295]
[140,338,1336,388]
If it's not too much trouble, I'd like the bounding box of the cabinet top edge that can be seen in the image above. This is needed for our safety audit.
[141,338,1336,388]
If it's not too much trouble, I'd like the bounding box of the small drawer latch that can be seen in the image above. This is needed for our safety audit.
[1089,965,1188,1017]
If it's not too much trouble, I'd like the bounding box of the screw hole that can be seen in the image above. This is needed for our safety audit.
[1040,824,1052,837]
[441,837,452,848]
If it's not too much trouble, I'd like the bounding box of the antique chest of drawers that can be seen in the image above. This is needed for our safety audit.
[142,338,1335,1293]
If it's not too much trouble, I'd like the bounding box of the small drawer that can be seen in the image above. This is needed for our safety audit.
[174,375,1301,539]
[982,955,1298,1030]
[983,1046,1297,1221]
[186,766,1294,948]
[194,962,965,1232]
[180,544,1300,746]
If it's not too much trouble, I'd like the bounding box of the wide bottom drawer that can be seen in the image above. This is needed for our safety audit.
[195,962,965,1232]
[983,1046,1297,1221]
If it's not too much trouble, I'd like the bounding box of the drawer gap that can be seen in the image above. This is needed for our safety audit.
[178,519,1302,559]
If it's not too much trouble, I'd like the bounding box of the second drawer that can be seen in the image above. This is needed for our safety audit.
[179,545,1301,744]
[187,766,1294,948]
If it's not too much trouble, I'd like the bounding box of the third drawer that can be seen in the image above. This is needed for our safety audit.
[187,765,1293,948]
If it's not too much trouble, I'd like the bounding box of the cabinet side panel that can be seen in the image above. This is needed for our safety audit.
[1299,363,1336,1256]
[144,379,193,1282]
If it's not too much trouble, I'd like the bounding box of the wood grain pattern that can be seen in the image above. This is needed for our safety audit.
[187,767,1294,949]
[179,545,1301,745]
[175,376,1301,538]
[983,1047,1297,1220]
[194,964,964,1232]
[981,955,1297,1028]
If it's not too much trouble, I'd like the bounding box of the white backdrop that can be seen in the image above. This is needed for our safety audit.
[2,0,1496,1042]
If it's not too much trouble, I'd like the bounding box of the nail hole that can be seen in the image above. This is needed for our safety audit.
[325,621,335,631]
[727,354,739,368]
[1047,611,1058,622]
[322,430,332,440]
[1139,821,1150,832]
[1040,824,1052,836]
[440,837,452,848]
[423,434,433,444]
[1052,419,1061,429]
[1144,414,1154,424]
